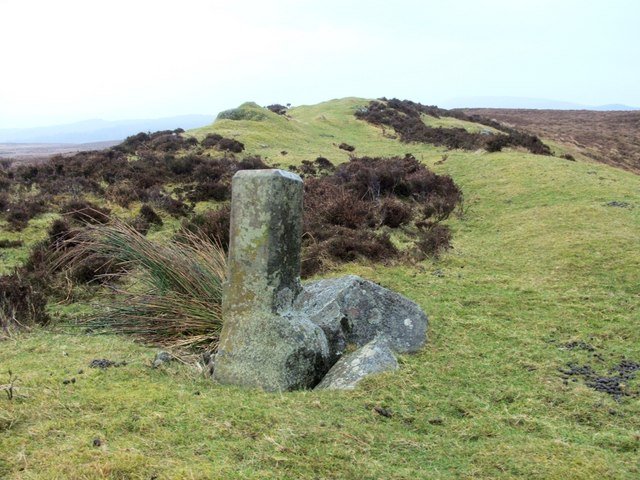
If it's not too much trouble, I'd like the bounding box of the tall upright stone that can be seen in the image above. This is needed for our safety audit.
[213,170,329,391]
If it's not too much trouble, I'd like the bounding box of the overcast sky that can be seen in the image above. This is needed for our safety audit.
[1,0,638,128]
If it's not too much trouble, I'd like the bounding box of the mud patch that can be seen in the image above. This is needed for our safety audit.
[89,359,127,369]
[561,340,595,352]
[559,359,640,401]
[605,201,631,208]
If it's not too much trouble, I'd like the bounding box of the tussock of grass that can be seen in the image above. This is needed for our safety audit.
[56,221,226,350]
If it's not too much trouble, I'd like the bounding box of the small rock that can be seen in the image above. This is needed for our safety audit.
[92,438,102,447]
[315,336,398,390]
[152,351,172,368]
[89,359,126,369]
[202,351,215,377]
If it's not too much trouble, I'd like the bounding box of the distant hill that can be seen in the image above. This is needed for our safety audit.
[0,115,216,144]
[443,96,640,111]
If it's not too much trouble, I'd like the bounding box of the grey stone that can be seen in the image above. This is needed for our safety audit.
[201,351,214,377]
[315,336,398,390]
[213,169,330,391]
[294,275,427,364]
[152,351,172,368]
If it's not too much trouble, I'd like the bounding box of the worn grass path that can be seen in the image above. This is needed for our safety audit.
[1,100,639,478]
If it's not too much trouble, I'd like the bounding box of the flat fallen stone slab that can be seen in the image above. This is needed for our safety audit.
[315,336,398,390]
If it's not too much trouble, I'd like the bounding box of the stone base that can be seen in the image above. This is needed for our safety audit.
[213,313,329,392]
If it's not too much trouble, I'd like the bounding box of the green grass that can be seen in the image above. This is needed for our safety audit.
[190,98,445,167]
[421,114,501,134]
[1,98,639,479]
[0,213,60,275]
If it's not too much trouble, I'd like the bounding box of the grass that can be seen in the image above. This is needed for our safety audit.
[1,98,639,478]
[55,221,227,351]
[0,213,60,275]
[190,98,445,167]
[420,114,501,134]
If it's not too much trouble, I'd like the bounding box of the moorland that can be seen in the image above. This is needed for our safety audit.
[0,98,639,479]
[461,108,640,174]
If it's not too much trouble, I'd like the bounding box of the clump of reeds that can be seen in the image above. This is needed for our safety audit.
[56,220,226,351]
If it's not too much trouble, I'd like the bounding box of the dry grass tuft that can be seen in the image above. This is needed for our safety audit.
[56,220,227,351]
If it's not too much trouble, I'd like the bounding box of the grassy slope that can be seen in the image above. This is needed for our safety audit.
[1,99,639,479]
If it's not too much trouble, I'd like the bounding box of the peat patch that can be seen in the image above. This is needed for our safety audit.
[559,342,640,400]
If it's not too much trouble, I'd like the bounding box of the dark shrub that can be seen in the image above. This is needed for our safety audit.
[0,192,8,211]
[166,154,203,176]
[61,200,111,224]
[355,98,551,155]
[314,157,335,174]
[193,158,232,182]
[216,138,245,153]
[148,189,193,218]
[138,204,163,227]
[150,133,183,153]
[179,204,231,250]
[297,154,463,275]
[378,197,413,228]
[6,206,32,231]
[115,132,151,154]
[105,181,141,207]
[46,219,77,251]
[5,198,48,231]
[325,228,397,263]
[0,159,12,171]
[0,272,49,332]
[129,217,150,236]
[304,179,374,232]
[0,239,23,248]
[339,143,355,152]
[237,156,268,170]
[188,182,231,202]
[485,135,510,152]
[415,223,452,257]
[266,104,288,115]
[301,227,398,278]
[130,204,163,235]
[69,255,125,284]
[201,133,223,148]
[295,157,336,178]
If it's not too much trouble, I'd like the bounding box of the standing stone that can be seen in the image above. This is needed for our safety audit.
[213,170,329,391]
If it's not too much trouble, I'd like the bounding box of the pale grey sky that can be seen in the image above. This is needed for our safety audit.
[1,0,638,128]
